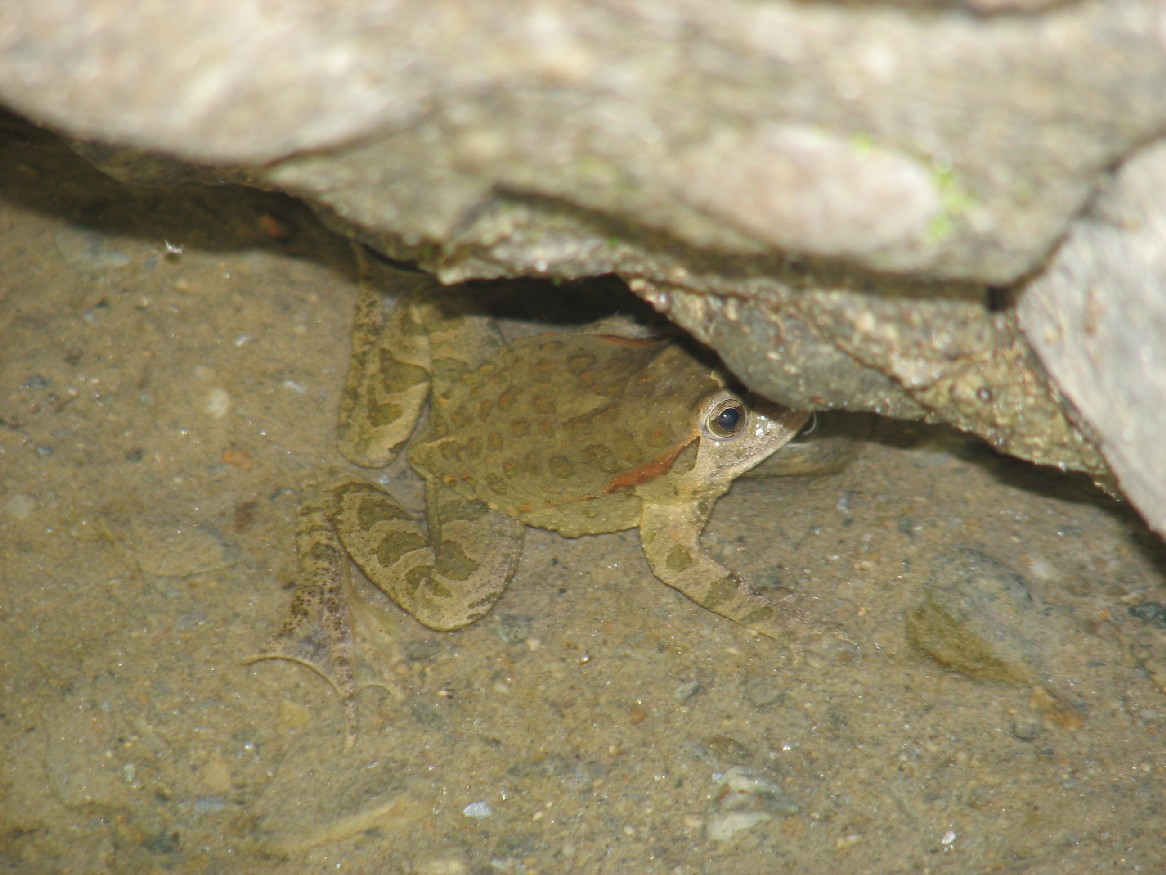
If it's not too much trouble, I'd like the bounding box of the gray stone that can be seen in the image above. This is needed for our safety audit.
[906,548,1044,684]
[1019,140,1166,536]
[3,0,1164,527]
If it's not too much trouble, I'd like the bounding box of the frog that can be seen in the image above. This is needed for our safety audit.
[252,253,813,745]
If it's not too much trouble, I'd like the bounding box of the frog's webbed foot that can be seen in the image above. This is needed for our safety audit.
[246,484,397,751]
[330,477,524,631]
[638,499,827,644]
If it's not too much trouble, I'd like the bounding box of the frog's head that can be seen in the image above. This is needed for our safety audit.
[685,390,810,492]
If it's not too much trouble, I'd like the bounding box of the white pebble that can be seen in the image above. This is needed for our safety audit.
[204,387,231,418]
[462,801,492,819]
[706,811,771,842]
[4,493,35,519]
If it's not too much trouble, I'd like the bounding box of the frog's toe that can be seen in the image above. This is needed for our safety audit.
[245,592,362,749]
[247,613,399,751]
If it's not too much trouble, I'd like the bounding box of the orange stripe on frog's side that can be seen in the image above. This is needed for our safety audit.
[510,438,692,514]
[605,439,692,493]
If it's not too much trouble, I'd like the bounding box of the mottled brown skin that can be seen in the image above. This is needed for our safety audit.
[252,256,810,746]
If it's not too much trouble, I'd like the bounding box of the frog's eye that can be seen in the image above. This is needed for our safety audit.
[713,405,742,434]
[703,394,748,440]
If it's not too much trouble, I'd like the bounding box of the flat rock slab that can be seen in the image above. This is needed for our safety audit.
[3,5,1166,529]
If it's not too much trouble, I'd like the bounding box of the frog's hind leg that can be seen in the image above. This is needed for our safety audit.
[246,482,395,750]
[337,251,434,468]
[337,248,506,467]
[330,478,524,632]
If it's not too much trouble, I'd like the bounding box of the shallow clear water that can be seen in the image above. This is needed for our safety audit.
[2,113,1164,873]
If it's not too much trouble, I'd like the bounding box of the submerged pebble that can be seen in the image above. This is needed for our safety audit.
[705,765,801,842]
[203,387,231,419]
[4,493,35,519]
[54,227,132,273]
[905,548,1043,684]
[193,796,227,814]
[674,680,701,702]
[124,519,240,578]
[707,810,771,842]
[700,735,754,766]
[1129,602,1166,629]
[462,801,493,819]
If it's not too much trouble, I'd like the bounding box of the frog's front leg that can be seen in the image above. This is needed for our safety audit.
[331,478,524,631]
[638,498,813,641]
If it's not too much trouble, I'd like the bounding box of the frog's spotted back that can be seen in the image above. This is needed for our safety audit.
[409,332,724,536]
